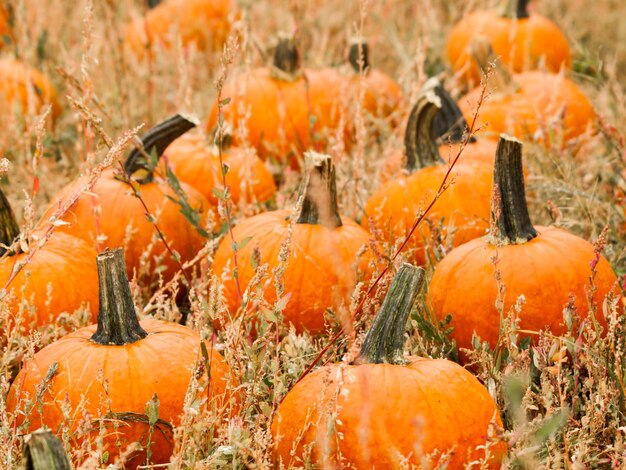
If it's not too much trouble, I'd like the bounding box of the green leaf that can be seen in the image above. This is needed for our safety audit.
[219,97,231,107]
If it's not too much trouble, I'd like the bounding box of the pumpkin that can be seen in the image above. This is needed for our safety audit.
[0,189,98,331]
[124,0,236,58]
[7,248,236,469]
[381,77,497,181]
[272,263,506,468]
[0,58,61,125]
[212,152,373,334]
[0,4,13,49]
[458,38,594,147]
[41,115,210,284]
[447,0,571,86]
[429,135,619,354]
[161,132,276,211]
[206,36,348,167]
[364,90,493,266]
[347,39,403,125]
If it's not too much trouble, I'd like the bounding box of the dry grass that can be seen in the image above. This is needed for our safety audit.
[0,0,625,468]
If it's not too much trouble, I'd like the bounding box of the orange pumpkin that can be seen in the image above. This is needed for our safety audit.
[347,39,403,124]
[381,77,497,181]
[447,0,571,86]
[42,115,210,284]
[458,39,594,147]
[7,248,236,469]
[0,58,61,125]
[212,152,373,334]
[364,91,493,265]
[206,36,348,167]
[0,5,13,49]
[124,0,236,58]
[0,190,98,331]
[429,135,619,354]
[272,263,506,468]
[162,132,276,211]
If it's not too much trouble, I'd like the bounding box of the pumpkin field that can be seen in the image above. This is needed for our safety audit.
[1,0,626,468]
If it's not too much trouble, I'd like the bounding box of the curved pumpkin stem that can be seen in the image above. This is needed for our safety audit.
[272,35,300,78]
[348,38,370,73]
[0,189,20,256]
[500,0,530,19]
[404,91,443,172]
[295,151,342,228]
[91,248,148,345]
[423,77,476,144]
[490,135,538,245]
[471,37,516,92]
[358,263,424,365]
[123,114,198,184]
[23,429,70,470]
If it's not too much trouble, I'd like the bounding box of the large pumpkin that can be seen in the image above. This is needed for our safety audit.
[124,0,236,58]
[381,77,497,181]
[429,135,618,354]
[206,37,348,167]
[272,263,506,468]
[161,132,276,211]
[364,90,493,265]
[212,152,373,334]
[41,115,209,284]
[0,58,61,125]
[7,248,236,469]
[447,0,571,86]
[0,190,98,331]
[458,38,594,147]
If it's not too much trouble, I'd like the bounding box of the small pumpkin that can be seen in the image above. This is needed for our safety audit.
[458,38,594,147]
[212,152,373,334]
[0,189,98,331]
[7,248,236,469]
[161,132,276,211]
[0,58,61,125]
[124,0,236,58]
[364,90,493,265]
[429,135,618,354]
[206,36,347,167]
[42,115,210,284]
[272,263,506,468]
[346,39,403,125]
[381,77,497,181]
[447,0,571,86]
[0,5,14,50]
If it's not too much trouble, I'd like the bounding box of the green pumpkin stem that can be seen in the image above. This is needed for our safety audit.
[91,248,148,346]
[359,263,424,365]
[273,36,300,76]
[348,39,370,72]
[404,91,443,172]
[23,429,70,470]
[424,77,476,144]
[123,114,198,184]
[490,135,538,245]
[0,189,20,256]
[500,0,530,19]
[295,152,342,228]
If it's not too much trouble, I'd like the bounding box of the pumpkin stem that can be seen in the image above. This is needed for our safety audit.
[423,77,476,144]
[404,91,443,172]
[471,37,515,91]
[23,429,70,470]
[359,264,424,365]
[295,151,342,228]
[0,189,20,256]
[91,248,148,346]
[123,114,198,184]
[500,0,530,19]
[490,134,538,245]
[348,38,370,72]
[273,35,300,77]
[146,0,161,8]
